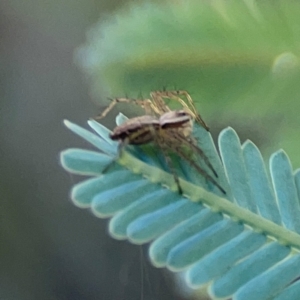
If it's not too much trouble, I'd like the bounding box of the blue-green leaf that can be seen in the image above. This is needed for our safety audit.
[60,118,300,300]
[60,148,112,175]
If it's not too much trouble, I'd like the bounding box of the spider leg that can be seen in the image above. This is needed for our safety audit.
[168,130,218,178]
[171,143,226,195]
[155,139,183,194]
[102,138,128,174]
[151,90,192,114]
[152,90,210,131]
[139,125,183,194]
[153,90,190,111]
[94,98,120,120]
[94,97,155,120]
[150,91,171,114]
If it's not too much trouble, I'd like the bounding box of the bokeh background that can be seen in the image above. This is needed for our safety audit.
[1,0,300,299]
[0,1,186,299]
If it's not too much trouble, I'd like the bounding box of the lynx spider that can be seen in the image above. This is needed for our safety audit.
[95,90,225,194]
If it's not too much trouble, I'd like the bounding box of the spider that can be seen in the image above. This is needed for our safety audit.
[95,91,225,194]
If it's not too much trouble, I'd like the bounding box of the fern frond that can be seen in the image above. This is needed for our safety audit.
[60,116,300,300]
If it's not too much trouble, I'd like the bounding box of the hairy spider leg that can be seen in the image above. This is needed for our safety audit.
[175,146,226,194]
[95,97,156,120]
[155,140,183,194]
[144,123,184,194]
[101,138,129,174]
[164,90,207,127]
[151,90,209,131]
[161,120,218,177]
[167,141,226,195]
[161,128,218,178]
[151,90,191,112]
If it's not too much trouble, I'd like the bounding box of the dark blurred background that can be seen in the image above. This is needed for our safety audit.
[0,1,188,299]
[2,0,300,299]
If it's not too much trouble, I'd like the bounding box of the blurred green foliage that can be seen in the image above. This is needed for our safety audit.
[76,0,300,167]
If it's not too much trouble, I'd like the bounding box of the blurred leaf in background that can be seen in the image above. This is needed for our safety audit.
[2,0,300,299]
[76,0,300,167]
